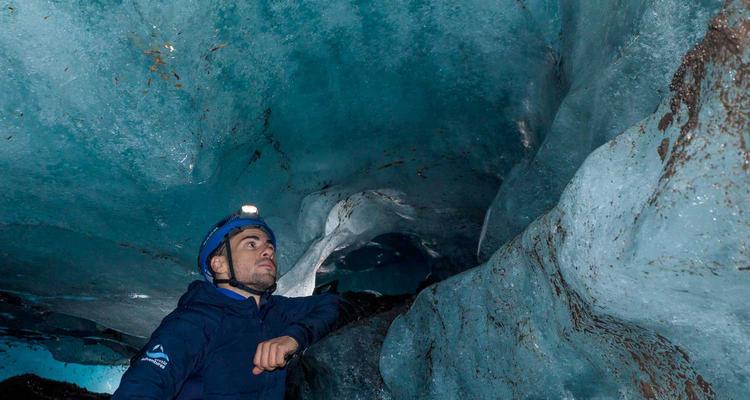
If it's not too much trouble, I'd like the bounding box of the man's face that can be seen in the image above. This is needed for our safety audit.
[219,227,277,291]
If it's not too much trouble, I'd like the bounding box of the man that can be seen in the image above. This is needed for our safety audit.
[113,205,339,399]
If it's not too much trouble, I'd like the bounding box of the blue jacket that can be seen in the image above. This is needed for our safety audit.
[113,280,339,399]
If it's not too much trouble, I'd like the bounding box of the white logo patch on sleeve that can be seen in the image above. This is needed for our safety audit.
[141,344,170,369]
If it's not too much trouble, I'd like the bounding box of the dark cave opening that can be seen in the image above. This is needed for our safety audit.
[315,233,434,296]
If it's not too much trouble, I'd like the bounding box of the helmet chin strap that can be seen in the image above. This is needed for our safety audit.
[213,240,277,297]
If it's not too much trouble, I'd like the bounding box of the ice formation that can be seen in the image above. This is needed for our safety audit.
[0,340,127,394]
[477,0,725,260]
[0,0,746,397]
[381,1,750,398]
[1,0,547,337]
[277,189,417,297]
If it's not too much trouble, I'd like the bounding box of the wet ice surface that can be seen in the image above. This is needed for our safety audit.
[478,0,725,260]
[0,0,557,335]
[0,340,127,394]
[0,0,747,398]
[381,1,750,398]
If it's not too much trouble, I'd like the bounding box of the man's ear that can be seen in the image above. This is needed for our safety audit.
[210,255,228,277]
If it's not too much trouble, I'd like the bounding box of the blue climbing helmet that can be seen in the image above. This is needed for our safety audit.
[197,204,277,284]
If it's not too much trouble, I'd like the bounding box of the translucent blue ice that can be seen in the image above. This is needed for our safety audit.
[0,339,126,393]
[381,1,750,398]
[0,0,746,398]
[478,0,724,259]
[1,0,563,335]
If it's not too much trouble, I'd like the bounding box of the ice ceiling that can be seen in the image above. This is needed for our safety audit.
[0,0,567,335]
[2,0,748,397]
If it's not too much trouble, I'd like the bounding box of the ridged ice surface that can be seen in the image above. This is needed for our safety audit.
[381,0,750,398]
[0,0,723,336]
[477,0,724,259]
[0,0,562,336]
[0,0,747,397]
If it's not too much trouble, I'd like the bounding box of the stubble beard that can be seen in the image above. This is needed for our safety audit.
[246,270,276,291]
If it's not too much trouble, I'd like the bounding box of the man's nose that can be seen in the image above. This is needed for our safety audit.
[261,244,274,259]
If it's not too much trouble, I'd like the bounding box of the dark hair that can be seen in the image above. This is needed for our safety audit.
[210,243,227,258]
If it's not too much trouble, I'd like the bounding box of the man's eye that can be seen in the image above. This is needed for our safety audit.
[248,242,257,248]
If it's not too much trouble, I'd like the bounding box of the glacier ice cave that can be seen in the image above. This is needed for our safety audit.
[0,0,748,398]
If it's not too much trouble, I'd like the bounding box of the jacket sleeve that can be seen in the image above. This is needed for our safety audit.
[112,310,215,399]
[278,293,340,353]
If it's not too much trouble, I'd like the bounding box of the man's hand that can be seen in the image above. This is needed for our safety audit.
[252,336,299,375]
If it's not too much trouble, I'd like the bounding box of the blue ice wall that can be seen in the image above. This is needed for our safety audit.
[478,0,724,259]
[0,340,126,393]
[382,1,750,398]
[1,0,746,398]
[1,0,563,335]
